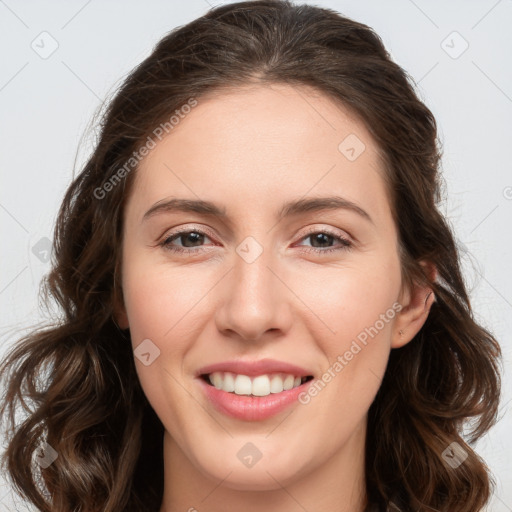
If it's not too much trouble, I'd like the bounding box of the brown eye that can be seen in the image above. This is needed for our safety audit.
[295,230,352,254]
[161,229,215,254]
[165,231,207,248]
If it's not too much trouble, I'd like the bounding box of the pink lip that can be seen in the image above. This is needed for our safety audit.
[197,377,313,421]
[196,358,313,378]
[195,358,315,421]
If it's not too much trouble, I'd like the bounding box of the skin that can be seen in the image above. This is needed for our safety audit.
[115,83,435,512]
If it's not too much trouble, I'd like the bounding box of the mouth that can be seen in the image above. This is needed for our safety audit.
[195,358,316,420]
[200,372,314,397]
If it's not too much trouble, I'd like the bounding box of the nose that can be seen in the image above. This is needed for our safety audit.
[215,243,293,343]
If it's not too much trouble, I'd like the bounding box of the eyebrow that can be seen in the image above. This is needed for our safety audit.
[142,196,373,225]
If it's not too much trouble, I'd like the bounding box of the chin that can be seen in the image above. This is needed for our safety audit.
[205,466,297,492]
[195,447,311,491]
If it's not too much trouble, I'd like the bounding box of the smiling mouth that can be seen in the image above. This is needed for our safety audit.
[200,372,314,397]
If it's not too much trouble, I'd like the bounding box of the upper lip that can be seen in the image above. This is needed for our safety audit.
[196,358,313,378]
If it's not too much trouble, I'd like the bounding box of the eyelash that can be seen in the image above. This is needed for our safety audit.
[159,226,353,255]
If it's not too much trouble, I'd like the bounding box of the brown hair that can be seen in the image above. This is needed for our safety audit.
[0,1,502,511]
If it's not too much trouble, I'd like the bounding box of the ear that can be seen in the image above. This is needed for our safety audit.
[392,261,437,349]
[112,260,130,331]
[114,301,130,330]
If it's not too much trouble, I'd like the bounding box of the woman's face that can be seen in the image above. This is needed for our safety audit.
[118,83,424,490]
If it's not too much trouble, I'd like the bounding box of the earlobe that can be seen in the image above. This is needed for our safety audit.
[392,262,437,349]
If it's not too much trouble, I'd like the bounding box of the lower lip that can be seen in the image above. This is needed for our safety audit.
[198,377,313,421]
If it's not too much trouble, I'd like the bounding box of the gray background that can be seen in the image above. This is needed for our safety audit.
[0,0,511,510]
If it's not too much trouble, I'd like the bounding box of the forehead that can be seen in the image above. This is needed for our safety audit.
[126,83,391,224]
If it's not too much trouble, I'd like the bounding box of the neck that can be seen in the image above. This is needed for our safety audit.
[159,418,368,512]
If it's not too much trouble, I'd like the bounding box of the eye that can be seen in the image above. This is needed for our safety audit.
[159,226,353,256]
[161,228,215,254]
[295,228,352,254]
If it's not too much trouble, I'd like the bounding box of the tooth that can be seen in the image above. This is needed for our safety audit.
[210,371,223,389]
[209,372,307,394]
[234,374,252,395]
[222,372,235,392]
[283,374,294,390]
[269,374,284,393]
[252,375,270,396]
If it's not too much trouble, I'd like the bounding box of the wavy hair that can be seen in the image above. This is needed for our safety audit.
[0,1,502,511]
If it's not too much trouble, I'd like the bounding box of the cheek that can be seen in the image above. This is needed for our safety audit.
[122,245,402,359]
[121,260,211,429]
[290,254,401,344]
[290,253,401,413]
[120,258,208,397]
[122,257,213,345]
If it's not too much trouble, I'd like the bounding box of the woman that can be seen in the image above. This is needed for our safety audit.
[0,1,502,511]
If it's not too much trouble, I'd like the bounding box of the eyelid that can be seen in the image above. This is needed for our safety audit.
[160,223,353,246]
[160,223,218,243]
[297,224,353,241]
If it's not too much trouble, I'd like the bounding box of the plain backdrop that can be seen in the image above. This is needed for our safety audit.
[0,1,511,510]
